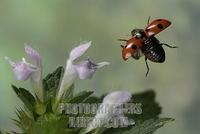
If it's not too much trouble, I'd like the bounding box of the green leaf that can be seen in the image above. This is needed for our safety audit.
[43,66,64,101]
[35,102,46,115]
[67,91,94,103]
[12,85,36,113]
[27,114,70,134]
[124,118,174,134]
[84,96,102,103]
[13,108,34,131]
[62,84,75,101]
[129,90,162,122]
[102,118,174,134]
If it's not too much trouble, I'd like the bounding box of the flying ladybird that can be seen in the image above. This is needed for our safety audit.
[120,17,178,76]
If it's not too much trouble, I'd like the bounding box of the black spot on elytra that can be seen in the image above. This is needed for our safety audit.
[157,24,163,29]
[157,19,162,21]
[131,45,137,49]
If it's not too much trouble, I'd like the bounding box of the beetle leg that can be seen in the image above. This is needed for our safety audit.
[145,57,150,77]
[162,43,178,48]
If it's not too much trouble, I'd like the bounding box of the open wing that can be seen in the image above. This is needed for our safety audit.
[144,19,171,37]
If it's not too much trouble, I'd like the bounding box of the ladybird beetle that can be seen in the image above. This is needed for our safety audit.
[120,17,178,76]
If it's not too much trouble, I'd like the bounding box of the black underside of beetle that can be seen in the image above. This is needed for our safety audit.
[142,36,165,63]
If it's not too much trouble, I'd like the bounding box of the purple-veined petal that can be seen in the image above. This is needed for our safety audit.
[74,60,95,80]
[74,59,110,80]
[5,57,37,81]
[24,44,43,86]
[24,44,41,65]
[57,42,109,102]
[6,44,43,101]
[69,41,91,61]
[57,42,92,101]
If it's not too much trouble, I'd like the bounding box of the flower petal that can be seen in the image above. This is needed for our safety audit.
[74,59,110,80]
[86,91,132,132]
[69,41,91,61]
[4,56,16,67]
[57,42,91,101]
[95,62,110,69]
[24,44,41,65]
[57,60,78,101]
[24,44,43,85]
[103,91,132,104]
[57,42,109,102]
[6,44,43,101]
[74,60,96,80]
[5,57,37,81]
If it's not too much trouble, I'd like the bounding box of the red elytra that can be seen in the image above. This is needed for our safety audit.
[144,19,171,37]
[121,37,144,60]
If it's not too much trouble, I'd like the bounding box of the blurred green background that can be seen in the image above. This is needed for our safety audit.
[0,0,199,133]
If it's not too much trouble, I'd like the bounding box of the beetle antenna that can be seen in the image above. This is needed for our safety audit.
[147,16,151,25]
[118,39,128,42]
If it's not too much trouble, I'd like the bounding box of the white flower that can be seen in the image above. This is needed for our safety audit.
[5,57,37,81]
[74,59,109,79]
[86,91,134,133]
[5,44,43,101]
[57,41,110,101]
[5,41,109,103]
[24,44,42,84]
[103,91,132,104]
